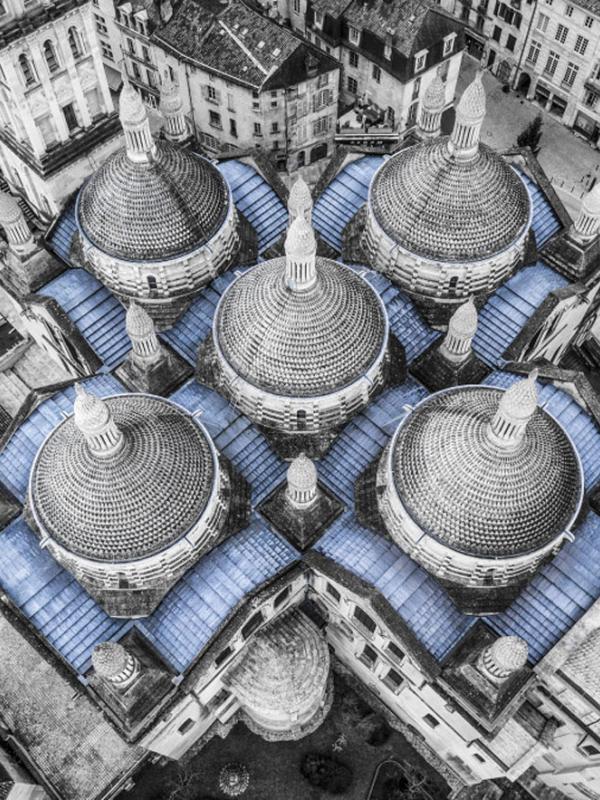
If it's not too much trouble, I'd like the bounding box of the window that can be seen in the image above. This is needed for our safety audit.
[296,409,306,429]
[582,743,600,757]
[314,10,323,27]
[214,646,233,667]
[101,41,114,60]
[147,275,158,291]
[353,606,376,634]
[19,53,36,86]
[62,102,78,132]
[142,45,151,62]
[94,13,107,35]
[575,35,589,55]
[271,121,279,133]
[68,27,84,59]
[386,642,405,662]
[412,76,421,100]
[229,118,237,137]
[492,25,501,41]
[209,110,222,128]
[383,668,403,692]
[126,37,135,55]
[584,89,598,107]
[207,85,217,101]
[372,64,381,82]
[326,582,341,602]
[359,644,377,668]
[527,39,541,64]
[43,40,59,73]
[347,75,358,94]
[241,611,264,639]
[293,0,300,12]
[544,50,560,76]
[313,115,330,135]
[473,753,485,763]
[349,50,359,68]
[585,14,593,27]
[227,92,234,111]
[423,713,440,728]
[414,50,427,72]
[348,25,360,44]
[536,11,549,30]
[506,33,516,50]
[443,34,455,55]
[384,42,392,59]
[563,61,579,87]
[406,101,418,126]
[274,586,290,607]
[131,62,141,81]
[178,718,195,734]
[565,2,573,13]
[555,23,569,43]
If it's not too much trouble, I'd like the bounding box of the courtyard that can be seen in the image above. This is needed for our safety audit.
[123,672,451,800]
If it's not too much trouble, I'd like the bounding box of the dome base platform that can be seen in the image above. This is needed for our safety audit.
[114,340,192,397]
[409,342,490,393]
[0,245,65,298]
[438,576,539,616]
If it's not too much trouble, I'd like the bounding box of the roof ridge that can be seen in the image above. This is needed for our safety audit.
[218,18,268,76]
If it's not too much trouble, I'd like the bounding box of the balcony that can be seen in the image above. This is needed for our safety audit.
[335,104,400,150]
[585,74,600,94]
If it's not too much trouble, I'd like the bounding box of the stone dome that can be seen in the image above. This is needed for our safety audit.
[78,141,229,262]
[0,192,22,225]
[92,641,129,678]
[29,393,217,561]
[388,385,583,557]
[487,636,529,673]
[287,453,317,492]
[215,258,387,397]
[369,137,530,262]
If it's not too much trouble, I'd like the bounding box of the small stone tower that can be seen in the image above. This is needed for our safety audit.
[284,216,317,292]
[417,70,446,140]
[92,641,140,690]
[159,73,189,143]
[74,383,124,458]
[286,453,318,508]
[543,182,600,280]
[447,69,486,162]
[119,77,156,163]
[487,369,539,449]
[287,176,313,224]
[477,636,529,684]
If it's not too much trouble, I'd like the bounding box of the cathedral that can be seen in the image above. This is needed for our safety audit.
[2,24,600,800]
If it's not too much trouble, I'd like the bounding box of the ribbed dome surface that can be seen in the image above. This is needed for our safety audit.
[391,387,582,557]
[215,258,387,397]
[30,395,215,561]
[370,139,530,262]
[78,141,229,261]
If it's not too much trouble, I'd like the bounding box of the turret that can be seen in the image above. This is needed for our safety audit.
[119,76,156,163]
[287,176,313,224]
[417,70,446,140]
[284,217,317,292]
[159,73,188,143]
[488,370,538,449]
[439,297,478,363]
[74,384,124,458]
[0,192,35,256]
[447,70,486,162]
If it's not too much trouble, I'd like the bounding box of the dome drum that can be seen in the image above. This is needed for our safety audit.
[28,394,234,618]
[374,385,583,615]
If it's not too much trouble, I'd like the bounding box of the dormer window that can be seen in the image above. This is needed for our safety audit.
[348,25,360,44]
[314,9,323,28]
[414,49,427,72]
[443,34,456,56]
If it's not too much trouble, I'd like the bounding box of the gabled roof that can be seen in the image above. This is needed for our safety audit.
[153,0,338,89]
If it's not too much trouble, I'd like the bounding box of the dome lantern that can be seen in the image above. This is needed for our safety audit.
[418,69,445,140]
[73,384,125,458]
[572,183,600,244]
[126,301,162,366]
[0,192,35,255]
[286,453,318,508]
[447,69,486,162]
[159,72,188,143]
[119,76,156,163]
[478,636,529,682]
[284,217,317,292]
[92,641,140,689]
[287,176,313,223]
[439,297,478,362]
[488,370,538,449]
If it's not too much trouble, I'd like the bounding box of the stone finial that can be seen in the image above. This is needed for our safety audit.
[488,370,538,449]
[439,297,478,363]
[447,69,486,162]
[92,641,140,689]
[478,636,529,682]
[119,76,156,163]
[159,73,188,143]
[286,452,318,508]
[284,217,317,292]
[0,192,35,256]
[126,301,162,366]
[418,70,446,140]
[73,384,125,458]
[288,176,313,223]
[572,183,600,244]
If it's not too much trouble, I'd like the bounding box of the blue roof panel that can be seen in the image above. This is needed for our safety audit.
[45,197,80,267]
[519,170,562,247]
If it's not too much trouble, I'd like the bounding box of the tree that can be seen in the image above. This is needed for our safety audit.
[517,114,543,151]
[301,753,353,795]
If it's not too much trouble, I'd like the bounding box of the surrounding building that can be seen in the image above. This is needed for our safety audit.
[4,47,600,800]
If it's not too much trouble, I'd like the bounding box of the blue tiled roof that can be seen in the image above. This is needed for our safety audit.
[316,515,476,661]
[519,170,562,247]
[313,156,384,251]
[0,375,125,502]
[38,269,130,369]
[0,516,131,673]
[490,511,600,663]
[161,272,238,365]
[217,159,287,253]
[318,377,429,506]
[138,520,298,672]
[473,263,568,368]
[484,370,600,489]
[45,197,80,267]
